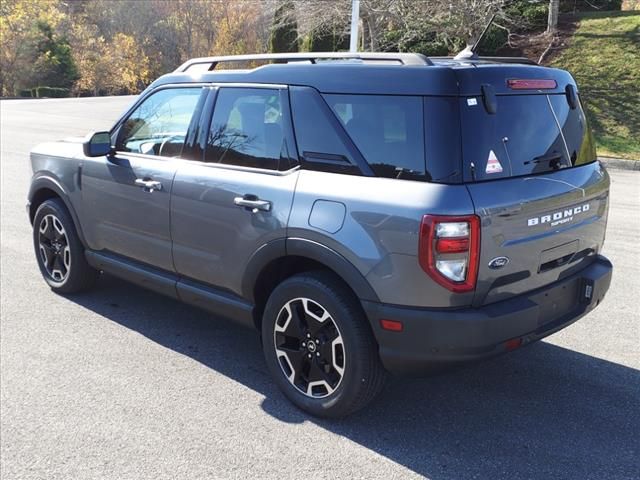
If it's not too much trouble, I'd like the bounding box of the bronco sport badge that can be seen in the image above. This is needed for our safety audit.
[527,203,590,227]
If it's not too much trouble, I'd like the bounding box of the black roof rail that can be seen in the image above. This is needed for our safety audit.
[175,52,433,72]
[476,56,538,65]
[431,56,538,66]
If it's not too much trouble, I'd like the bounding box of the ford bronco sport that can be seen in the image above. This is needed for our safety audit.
[28,52,613,417]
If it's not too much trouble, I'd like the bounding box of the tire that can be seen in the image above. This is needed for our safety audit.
[262,271,387,418]
[32,198,98,294]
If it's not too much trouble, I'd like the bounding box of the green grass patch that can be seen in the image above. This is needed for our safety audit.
[551,11,640,159]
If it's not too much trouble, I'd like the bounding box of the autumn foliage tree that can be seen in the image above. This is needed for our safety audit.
[0,0,65,95]
[1,0,623,97]
[212,2,265,57]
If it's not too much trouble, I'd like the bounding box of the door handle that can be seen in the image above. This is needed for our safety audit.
[135,178,163,192]
[234,196,272,212]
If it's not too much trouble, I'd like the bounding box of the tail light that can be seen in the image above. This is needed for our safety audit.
[419,214,480,293]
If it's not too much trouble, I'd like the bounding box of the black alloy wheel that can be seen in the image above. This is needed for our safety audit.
[262,271,387,418]
[32,199,97,293]
[274,297,346,398]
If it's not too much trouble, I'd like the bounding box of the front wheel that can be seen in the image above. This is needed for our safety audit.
[261,271,386,418]
[32,199,97,293]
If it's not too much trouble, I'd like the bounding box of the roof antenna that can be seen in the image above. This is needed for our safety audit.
[454,12,497,60]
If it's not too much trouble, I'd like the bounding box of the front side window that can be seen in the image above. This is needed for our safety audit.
[205,88,286,170]
[116,87,202,157]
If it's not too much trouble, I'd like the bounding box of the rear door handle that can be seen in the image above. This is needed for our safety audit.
[234,196,272,212]
[135,178,163,192]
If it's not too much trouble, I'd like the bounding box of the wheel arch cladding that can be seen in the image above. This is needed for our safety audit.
[244,238,380,329]
[28,178,87,247]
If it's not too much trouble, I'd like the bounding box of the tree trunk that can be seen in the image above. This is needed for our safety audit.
[360,16,370,51]
[367,18,378,51]
[547,0,560,34]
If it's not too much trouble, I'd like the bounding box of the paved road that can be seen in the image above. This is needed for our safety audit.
[1,98,639,480]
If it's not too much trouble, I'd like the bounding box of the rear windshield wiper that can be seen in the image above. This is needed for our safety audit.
[525,153,563,170]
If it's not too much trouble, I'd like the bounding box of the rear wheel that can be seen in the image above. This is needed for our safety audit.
[262,271,386,417]
[32,199,97,293]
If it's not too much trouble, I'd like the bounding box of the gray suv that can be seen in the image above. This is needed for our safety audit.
[28,52,613,417]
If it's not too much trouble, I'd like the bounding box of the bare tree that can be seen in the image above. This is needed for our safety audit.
[271,0,509,53]
[547,0,560,33]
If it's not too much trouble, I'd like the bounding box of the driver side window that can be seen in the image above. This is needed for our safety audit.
[116,87,202,158]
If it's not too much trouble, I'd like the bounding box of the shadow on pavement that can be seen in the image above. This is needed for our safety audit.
[69,274,639,480]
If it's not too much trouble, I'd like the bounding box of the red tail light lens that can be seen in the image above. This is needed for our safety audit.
[436,237,470,254]
[419,214,480,293]
[507,79,557,90]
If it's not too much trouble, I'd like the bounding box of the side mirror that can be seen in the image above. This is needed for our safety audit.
[83,131,114,157]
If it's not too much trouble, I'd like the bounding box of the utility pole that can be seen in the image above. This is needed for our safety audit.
[349,0,360,52]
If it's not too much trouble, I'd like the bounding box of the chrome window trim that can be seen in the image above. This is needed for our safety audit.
[116,152,300,177]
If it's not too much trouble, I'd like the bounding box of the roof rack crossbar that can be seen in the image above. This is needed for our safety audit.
[175,52,433,72]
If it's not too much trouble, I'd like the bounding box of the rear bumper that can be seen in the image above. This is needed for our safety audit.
[363,255,612,375]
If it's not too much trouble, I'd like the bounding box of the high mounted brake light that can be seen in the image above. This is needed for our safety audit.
[507,79,557,90]
[419,215,480,293]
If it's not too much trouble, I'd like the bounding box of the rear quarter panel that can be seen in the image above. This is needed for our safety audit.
[288,170,476,307]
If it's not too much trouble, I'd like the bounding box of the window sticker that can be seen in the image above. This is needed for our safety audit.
[467,98,478,106]
[485,150,503,174]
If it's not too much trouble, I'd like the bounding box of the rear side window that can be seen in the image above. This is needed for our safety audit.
[289,86,363,176]
[323,94,427,181]
[205,88,286,170]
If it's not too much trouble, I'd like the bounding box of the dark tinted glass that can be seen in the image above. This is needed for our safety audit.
[324,94,427,181]
[424,97,462,183]
[205,88,285,170]
[290,87,361,175]
[117,87,202,157]
[460,95,568,182]
[548,94,597,166]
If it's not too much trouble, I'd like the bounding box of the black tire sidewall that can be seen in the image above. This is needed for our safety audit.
[262,273,378,417]
[32,199,93,293]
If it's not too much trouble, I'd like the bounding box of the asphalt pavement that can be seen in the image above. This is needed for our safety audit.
[1,97,639,480]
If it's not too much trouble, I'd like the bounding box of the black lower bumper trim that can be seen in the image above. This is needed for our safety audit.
[363,255,612,376]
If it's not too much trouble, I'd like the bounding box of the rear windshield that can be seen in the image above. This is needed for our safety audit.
[323,94,428,181]
[548,94,597,167]
[460,94,596,182]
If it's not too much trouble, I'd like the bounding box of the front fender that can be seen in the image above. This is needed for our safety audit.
[28,174,87,247]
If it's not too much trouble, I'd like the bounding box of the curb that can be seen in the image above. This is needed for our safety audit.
[599,157,640,171]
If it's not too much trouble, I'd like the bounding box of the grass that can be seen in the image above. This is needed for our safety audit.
[550,11,640,159]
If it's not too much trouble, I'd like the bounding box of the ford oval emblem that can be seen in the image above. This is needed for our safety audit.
[488,256,510,269]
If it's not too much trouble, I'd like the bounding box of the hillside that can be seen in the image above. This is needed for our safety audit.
[549,11,640,159]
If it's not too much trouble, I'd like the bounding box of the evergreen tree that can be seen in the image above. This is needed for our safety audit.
[32,21,79,89]
[269,1,298,53]
[302,27,348,52]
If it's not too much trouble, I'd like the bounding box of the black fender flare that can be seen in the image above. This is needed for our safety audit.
[241,237,379,303]
[28,175,88,247]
